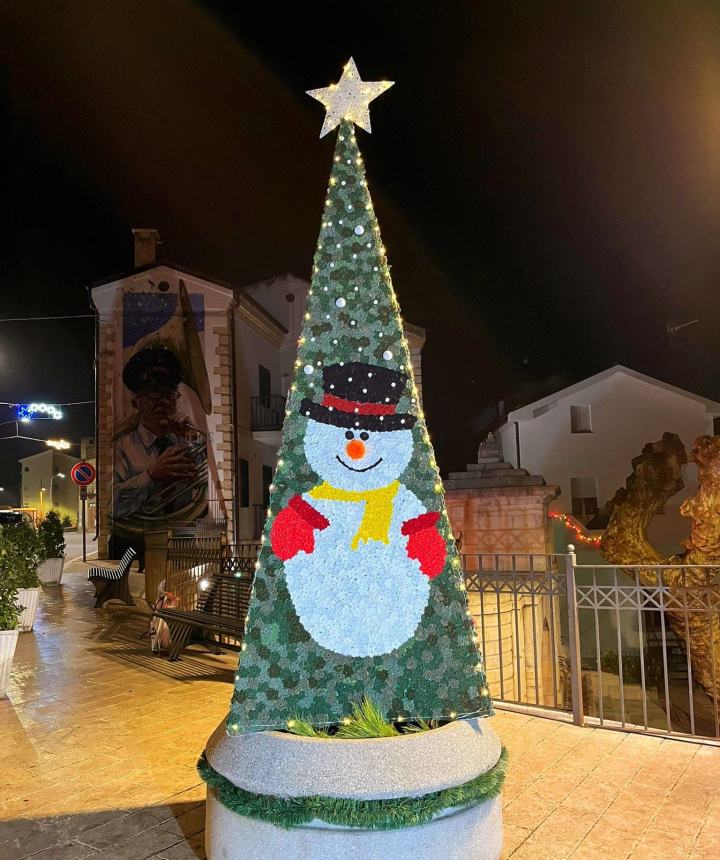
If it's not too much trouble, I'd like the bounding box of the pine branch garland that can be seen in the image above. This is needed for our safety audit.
[198,747,507,831]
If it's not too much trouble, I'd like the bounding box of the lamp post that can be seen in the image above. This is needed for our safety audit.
[49,472,65,511]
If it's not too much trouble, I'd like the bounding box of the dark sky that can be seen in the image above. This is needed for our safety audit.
[2,0,720,499]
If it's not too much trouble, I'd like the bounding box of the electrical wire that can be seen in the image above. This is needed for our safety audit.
[0,313,96,322]
[0,400,95,407]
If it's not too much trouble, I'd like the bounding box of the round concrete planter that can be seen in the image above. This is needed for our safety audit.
[17,587,41,632]
[204,718,503,860]
[38,558,65,586]
[0,629,19,695]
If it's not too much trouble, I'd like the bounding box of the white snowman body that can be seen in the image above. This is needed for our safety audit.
[283,418,432,657]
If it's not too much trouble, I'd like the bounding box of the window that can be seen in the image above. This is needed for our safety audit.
[571,476,598,521]
[262,465,273,508]
[239,458,249,508]
[258,365,271,398]
[714,416,720,436]
[570,404,592,433]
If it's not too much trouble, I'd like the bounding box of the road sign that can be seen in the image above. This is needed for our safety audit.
[71,461,96,486]
[79,486,88,501]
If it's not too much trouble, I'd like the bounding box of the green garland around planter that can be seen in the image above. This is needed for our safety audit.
[198,746,507,831]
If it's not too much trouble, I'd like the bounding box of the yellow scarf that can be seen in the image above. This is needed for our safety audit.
[309,481,400,550]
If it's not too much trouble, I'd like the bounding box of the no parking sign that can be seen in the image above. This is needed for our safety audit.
[71,462,96,563]
[71,461,96,486]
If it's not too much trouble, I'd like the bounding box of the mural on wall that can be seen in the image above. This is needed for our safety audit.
[110,281,217,558]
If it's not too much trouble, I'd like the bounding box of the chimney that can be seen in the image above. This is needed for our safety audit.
[132,228,161,267]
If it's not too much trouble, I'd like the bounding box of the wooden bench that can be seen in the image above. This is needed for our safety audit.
[152,571,254,661]
[87,548,137,608]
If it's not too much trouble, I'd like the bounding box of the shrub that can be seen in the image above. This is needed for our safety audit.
[0,572,21,630]
[39,511,66,558]
[61,514,73,529]
[0,522,46,589]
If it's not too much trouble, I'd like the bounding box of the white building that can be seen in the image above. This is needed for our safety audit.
[89,230,425,556]
[496,366,720,551]
[19,449,79,525]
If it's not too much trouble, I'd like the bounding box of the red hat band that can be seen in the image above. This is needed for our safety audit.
[322,393,396,416]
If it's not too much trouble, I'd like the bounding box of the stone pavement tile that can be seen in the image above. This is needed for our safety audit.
[0,816,44,845]
[558,778,619,814]
[37,808,131,841]
[532,807,598,848]
[528,774,583,804]
[74,810,161,850]
[158,805,205,838]
[2,824,72,860]
[155,837,207,859]
[500,823,532,857]
[694,815,720,851]
[627,826,698,859]
[575,823,637,859]
[650,803,708,839]
[502,793,555,830]
[99,824,185,859]
[22,840,100,859]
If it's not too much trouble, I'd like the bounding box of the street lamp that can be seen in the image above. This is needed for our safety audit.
[50,472,65,510]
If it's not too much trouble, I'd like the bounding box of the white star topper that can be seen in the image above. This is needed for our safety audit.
[306,58,394,138]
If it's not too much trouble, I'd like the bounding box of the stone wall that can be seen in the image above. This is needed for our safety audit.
[445,436,560,705]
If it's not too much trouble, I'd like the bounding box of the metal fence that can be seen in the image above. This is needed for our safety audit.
[462,549,720,741]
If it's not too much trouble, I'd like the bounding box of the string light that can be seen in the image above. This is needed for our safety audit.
[549,511,602,547]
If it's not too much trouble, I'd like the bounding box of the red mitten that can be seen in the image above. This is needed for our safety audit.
[271,495,330,561]
[401,512,445,579]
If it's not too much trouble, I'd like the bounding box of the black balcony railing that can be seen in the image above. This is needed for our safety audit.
[250,394,286,431]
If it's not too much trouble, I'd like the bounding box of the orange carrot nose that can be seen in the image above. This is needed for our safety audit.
[346,440,366,460]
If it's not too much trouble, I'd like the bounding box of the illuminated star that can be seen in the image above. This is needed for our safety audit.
[306,57,394,138]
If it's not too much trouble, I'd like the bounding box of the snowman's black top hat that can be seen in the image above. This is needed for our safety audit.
[300,361,417,432]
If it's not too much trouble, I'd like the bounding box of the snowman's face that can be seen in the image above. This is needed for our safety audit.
[304,420,414,491]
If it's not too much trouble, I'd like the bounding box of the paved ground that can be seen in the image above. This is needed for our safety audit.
[1,554,719,858]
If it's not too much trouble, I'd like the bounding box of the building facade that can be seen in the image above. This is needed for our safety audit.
[496,366,720,552]
[90,231,424,558]
[19,449,79,524]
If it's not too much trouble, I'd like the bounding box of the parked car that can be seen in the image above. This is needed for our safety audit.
[0,510,23,526]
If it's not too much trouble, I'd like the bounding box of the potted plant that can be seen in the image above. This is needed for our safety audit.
[2,521,46,631]
[0,545,22,696]
[203,699,505,859]
[38,511,66,585]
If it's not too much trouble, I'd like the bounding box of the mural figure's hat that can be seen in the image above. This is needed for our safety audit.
[122,346,183,393]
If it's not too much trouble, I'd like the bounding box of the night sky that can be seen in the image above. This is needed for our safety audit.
[2,1,720,501]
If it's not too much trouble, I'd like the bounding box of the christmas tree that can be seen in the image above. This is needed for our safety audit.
[228,59,492,732]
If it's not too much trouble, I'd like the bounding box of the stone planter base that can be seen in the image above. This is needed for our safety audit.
[17,587,41,632]
[0,629,19,695]
[38,557,65,585]
[204,718,503,860]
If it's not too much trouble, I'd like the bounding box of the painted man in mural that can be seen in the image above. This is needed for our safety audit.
[110,346,209,560]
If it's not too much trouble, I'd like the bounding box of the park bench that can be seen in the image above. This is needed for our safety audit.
[87,547,137,608]
[152,570,254,661]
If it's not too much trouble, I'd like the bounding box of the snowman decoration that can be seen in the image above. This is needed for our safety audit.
[271,361,446,657]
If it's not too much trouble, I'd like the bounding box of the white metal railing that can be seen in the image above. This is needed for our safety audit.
[462,547,720,741]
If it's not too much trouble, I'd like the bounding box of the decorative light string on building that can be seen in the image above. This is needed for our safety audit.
[549,511,602,547]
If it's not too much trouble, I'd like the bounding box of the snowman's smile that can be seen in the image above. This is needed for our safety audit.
[335,455,384,472]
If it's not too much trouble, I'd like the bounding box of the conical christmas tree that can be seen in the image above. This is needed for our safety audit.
[228,60,492,732]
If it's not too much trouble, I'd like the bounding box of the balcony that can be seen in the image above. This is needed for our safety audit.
[250,394,286,432]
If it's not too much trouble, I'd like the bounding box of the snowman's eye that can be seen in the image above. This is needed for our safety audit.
[359,432,369,441]
[344,430,354,440]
